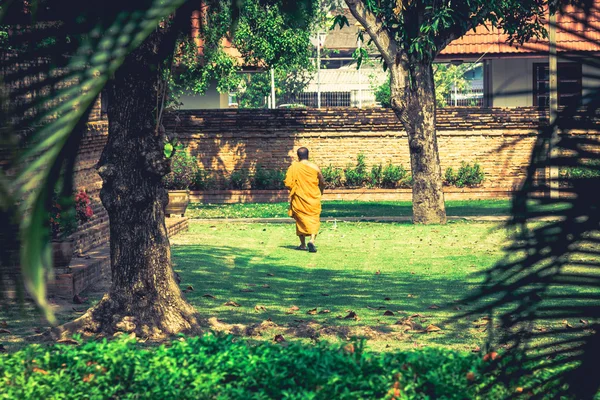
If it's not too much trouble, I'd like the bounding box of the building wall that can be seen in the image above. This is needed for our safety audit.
[165,107,584,191]
[491,56,600,107]
[178,82,229,109]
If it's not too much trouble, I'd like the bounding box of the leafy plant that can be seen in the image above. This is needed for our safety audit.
[49,190,94,240]
[369,163,383,187]
[344,153,368,187]
[321,165,344,189]
[228,169,250,190]
[190,169,217,191]
[162,149,199,190]
[381,162,410,188]
[560,158,600,180]
[445,162,485,188]
[251,166,285,190]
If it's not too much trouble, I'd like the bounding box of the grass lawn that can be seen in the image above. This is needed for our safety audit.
[186,199,518,219]
[169,220,509,352]
[1,219,590,355]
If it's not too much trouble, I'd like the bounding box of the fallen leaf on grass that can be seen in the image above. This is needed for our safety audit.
[407,294,415,298]
[266,273,275,277]
[343,343,355,354]
[562,320,575,329]
[286,306,300,314]
[185,285,194,291]
[367,306,386,310]
[375,270,381,275]
[274,334,286,343]
[466,372,475,382]
[0,321,7,328]
[318,309,330,314]
[581,319,589,326]
[428,304,440,309]
[321,293,329,297]
[224,301,241,307]
[82,374,95,382]
[202,294,216,299]
[454,306,461,310]
[72,308,86,313]
[262,284,270,289]
[254,305,267,312]
[240,289,254,293]
[343,311,359,320]
[424,324,442,333]
[57,338,80,345]
[0,328,11,334]
[384,297,391,301]
[307,308,318,315]
[383,310,395,316]
[410,313,425,318]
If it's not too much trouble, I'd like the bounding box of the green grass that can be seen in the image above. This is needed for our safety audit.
[186,199,517,219]
[169,220,509,352]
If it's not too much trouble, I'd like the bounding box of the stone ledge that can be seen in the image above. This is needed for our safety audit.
[47,217,189,299]
[190,188,514,204]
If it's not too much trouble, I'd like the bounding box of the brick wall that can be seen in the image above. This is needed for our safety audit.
[166,107,598,191]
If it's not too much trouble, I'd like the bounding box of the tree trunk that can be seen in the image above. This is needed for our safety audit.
[390,62,447,224]
[57,30,199,338]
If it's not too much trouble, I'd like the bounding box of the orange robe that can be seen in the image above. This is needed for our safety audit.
[284,162,322,236]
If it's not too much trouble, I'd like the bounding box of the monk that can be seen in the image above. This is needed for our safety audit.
[284,147,325,253]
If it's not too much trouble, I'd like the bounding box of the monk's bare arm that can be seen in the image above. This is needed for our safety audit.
[318,171,325,194]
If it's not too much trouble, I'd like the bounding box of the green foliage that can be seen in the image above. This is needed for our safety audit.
[369,163,383,187]
[228,169,250,190]
[374,63,473,108]
[251,166,285,190]
[374,79,392,108]
[0,334,584,399]
[321,165,344,189]
[344,153,368,187]
[444,162,485,188]
[162,150,199,190]
[560,158,600,180]
[190,169,217,191]
[381,161,411,188]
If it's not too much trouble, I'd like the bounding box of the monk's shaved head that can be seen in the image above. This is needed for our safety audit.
[297,147,309,160]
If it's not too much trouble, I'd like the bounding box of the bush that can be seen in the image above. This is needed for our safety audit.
[321,165,344,189]
[381,162,410,188]
[163,149,198,190]
[190,169,217,191]
[251,166,285,190]
[444,162,485,188]
[560,158,600,180]
[228,169,250,190]
[344,153,368,187]
[369,164,383,187]
[0,334,579,399]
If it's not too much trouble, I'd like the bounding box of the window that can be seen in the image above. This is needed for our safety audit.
[533,62,582,107]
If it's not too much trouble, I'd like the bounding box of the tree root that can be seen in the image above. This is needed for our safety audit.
[46,292,202,342]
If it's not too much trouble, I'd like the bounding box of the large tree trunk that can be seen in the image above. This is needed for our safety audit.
[57,29,199,338]
[390,62,447,224]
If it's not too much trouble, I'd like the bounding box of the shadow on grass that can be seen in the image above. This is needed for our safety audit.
[172,243,478,344]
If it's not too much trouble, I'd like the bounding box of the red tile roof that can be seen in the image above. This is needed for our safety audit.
[441,4,600,56]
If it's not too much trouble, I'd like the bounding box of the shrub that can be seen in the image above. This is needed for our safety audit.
[228,169,250,190]
[190,169,217,191]
[321,165,344,189]
[251,166,285,190]
[560,158,600,180]
[163,149,198,190]
[369,164,383,187]
[344,153,368,187]
[445,162,485,188]
[381,162,410,188]
[0,334,578,399]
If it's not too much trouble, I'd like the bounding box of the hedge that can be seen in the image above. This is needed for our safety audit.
[0,333,582,399]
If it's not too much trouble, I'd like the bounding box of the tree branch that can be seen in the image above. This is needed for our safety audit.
[344,0,398,66]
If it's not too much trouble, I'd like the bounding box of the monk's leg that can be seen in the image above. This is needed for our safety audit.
[309,234,317,244]
[298,235,307,249]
